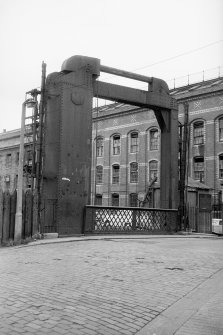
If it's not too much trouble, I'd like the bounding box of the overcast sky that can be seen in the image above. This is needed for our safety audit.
[0,0,223,131]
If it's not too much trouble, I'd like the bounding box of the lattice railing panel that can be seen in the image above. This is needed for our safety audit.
[84,206,178,234]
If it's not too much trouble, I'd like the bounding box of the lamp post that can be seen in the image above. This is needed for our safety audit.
[14,98,36,243]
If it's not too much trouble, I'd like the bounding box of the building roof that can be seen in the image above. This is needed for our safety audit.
[186,177,211,190]
[170,76,223,100]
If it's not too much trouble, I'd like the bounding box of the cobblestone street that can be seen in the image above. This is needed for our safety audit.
[0,236,223,335]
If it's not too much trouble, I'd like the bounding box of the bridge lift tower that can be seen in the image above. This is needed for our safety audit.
[42,56,178,235]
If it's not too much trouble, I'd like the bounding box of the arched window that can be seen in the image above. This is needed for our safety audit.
[112,164,120,184]
[150,129,158,150]
[112,135,120,155]
[130,162,138,183]
[96,165,103,184]
[193,121,204,145]
[130,132,139,153]
[149,160,158,181]
[219,117,223,141]
[96,137,103,157]
[219,154,223,179]
[112,193,119,206]
[193,157,204,181]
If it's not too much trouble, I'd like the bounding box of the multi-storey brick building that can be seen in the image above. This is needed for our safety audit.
[0,129,32,191]
[1,76,223,209]
[91,76,223,207]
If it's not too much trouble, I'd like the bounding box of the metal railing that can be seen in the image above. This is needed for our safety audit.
[168,66,223,89]
[84,206,178,234]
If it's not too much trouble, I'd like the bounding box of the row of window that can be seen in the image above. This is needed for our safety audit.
[95,193,139,207]
[0,151,33,170]
[95,161,158,184]
[95,118,223,159]
[96,154,223,184]
[96,129,159,157]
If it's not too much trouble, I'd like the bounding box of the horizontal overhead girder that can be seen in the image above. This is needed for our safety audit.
[93,81,174,111]
[100,65,152,83]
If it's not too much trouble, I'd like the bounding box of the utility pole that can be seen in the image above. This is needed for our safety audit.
[35,62,46,233]
[14,99,36,243]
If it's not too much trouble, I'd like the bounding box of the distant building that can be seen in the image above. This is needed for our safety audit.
[0,129,32,191]
[1,76,223,207]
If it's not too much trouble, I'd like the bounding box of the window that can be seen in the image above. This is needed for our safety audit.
[5,175,10,190]
[130,162,138,183]
[112,165,120,184]
[96,137,103,157]
[6,154,12,168]
[96,165,103,184]
[194,157,204,181]
[129,193,138,207]
[149,160,158,181]
[113,135,120,155]
[150,129,158,150]
[130,132,139,153]
[16,152,19,165]
[112,193,119,206]
[219,118,223,141]
[193,121,204,145]
[95,194,102,206]
[26,151,32,166]
[219,155,223,179]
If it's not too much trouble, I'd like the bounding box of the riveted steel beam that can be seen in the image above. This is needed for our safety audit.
[93,81,173,111]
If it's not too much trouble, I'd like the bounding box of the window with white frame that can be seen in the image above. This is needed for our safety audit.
[194,157,204,181]
[150,129,158,150]
[112,135,120,155]
[112,164,120,184]
[219,118,223,142]
[149,160,158,181]
[130,162,138,183]
[96,165,103,184]
[130,132,139,153]
[193,121,204,145]
[96,137,103,157]
[219,154,223,179]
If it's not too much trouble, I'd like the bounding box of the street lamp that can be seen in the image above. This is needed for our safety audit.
[14,98,36,243]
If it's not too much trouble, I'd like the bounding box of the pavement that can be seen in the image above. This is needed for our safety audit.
[0,234,223,335]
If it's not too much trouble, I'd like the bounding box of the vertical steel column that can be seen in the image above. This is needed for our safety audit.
[42,56,100,235]
[159,108,179,209]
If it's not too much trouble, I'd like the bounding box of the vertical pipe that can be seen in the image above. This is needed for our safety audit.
[31,93,38,192]
[36,62,46,232]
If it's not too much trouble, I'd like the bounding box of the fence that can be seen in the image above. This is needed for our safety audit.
[84,206,178,234]
[186,204,223,233]
[0,189,38,245]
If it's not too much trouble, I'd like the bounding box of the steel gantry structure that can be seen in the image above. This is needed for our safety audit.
[42,55,179,235]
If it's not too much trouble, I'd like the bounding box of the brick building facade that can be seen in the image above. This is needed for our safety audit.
[1,76,223,208]
[91,76,223,207]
